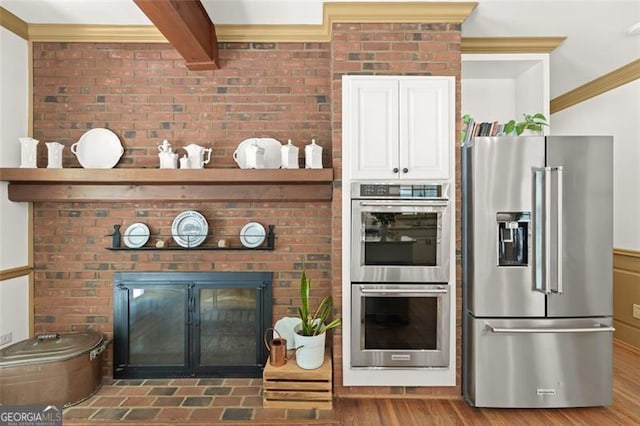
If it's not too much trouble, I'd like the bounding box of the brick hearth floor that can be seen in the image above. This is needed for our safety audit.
[63,378,338,425]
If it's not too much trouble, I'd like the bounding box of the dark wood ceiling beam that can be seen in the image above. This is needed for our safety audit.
[133,0,218,70]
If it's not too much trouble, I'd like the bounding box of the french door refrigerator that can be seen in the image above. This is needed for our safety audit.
[462,136,614,408]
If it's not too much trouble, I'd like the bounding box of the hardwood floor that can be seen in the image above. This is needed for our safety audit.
[336,341,640,426]
[62,341,639,424]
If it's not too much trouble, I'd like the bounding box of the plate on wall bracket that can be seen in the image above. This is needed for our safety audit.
[123,223,150,248]
[240,222,266,248]
[171,211,209,248]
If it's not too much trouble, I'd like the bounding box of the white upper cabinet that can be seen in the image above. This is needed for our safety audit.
[343,76,454,181]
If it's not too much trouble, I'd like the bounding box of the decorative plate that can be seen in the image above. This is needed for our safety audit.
[123,223,150,248]
[171,211,209,248]
[232,138,282,169]
[240,222,266,248]
[70,128,124,169]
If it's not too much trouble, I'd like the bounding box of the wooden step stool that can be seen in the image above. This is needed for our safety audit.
[262,349,332,409]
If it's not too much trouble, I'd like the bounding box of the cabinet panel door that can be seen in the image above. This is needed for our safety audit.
[346,78,399,180]
[399,78,453,180]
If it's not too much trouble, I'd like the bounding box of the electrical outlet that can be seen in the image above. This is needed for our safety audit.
[633,304,640,320]
[0,332,12,346]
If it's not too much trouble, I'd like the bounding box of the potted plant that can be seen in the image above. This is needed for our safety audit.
[294,269,341,369]
[504,113,549,136]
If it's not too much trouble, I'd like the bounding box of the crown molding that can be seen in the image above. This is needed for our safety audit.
[6,2,477,43]
[551,59,640,114]
[27,24,165,42]
[461,37,566,53]
[217,24,329,43]
[0,6,29,40]
[324,2,477,25]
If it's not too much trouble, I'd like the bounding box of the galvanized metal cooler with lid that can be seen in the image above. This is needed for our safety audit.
[0,331,109,407]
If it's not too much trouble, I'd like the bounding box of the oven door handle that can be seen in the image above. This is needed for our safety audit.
[360,288,448,295]
[359,200,449,207]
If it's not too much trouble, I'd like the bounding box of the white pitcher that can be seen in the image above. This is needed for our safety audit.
[245,140,265,169]
[46,142,65,168]
[19,137,39,168]
[158,139,178,169]
[184,144,212,169]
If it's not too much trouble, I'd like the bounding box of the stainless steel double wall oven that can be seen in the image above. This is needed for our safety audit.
[350,182,452,368]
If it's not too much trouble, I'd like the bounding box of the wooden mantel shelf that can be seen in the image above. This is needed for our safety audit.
[0,168,334,202]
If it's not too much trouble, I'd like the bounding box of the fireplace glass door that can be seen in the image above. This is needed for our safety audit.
[198,288,257,367]
[128,286,187,366]
[113,272,272,379]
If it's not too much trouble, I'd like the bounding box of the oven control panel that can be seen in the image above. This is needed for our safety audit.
[354,183,445,199]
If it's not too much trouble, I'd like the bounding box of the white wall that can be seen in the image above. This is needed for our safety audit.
[551,80,640,251]
[462,1,640,97]
[0,26,31,347]
[0,276,30,347]
[462,1,640,251]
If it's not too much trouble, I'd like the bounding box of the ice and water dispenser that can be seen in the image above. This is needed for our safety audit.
[496,212,530,266]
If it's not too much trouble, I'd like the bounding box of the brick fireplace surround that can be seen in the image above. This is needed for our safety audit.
[31,22,462,399]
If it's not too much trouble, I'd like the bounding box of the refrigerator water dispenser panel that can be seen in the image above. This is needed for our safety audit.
[497,212,530,266]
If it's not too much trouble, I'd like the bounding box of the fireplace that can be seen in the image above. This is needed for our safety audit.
[113,272,272,379]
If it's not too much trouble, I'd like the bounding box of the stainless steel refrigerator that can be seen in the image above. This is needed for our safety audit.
[462,136,615,408]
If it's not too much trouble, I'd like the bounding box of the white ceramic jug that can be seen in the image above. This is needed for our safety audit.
[184,144,212,169]
[19,137,39,168]
[46,142,65,168]
[304,139,323,169]
[158,139,178,169]
[281,139,299,169]
[245,140,265,169]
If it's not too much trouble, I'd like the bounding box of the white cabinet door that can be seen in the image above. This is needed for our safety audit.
[400,78,452,180]
[344,76,453,181]
[345,78,399,180]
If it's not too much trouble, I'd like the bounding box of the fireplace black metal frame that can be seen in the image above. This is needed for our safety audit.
[113,271,272,379]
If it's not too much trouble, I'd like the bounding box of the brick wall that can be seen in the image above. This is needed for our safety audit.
[32,42,331,168]
[33,200,333,376]
[31,22,462,396]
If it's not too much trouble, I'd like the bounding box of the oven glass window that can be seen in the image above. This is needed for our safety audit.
[363,211,438,266]
[364,296,438,350]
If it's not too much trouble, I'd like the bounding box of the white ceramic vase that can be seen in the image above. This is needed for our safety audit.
[19,137,39,168]
[294,326,326,370]
[46,142,65,168]
[304,139,323,169]
[281,139,299,169]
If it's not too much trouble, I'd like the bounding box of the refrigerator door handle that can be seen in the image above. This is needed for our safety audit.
[552,166,564,294]
[533,167,551,294]
[485,323,615,334]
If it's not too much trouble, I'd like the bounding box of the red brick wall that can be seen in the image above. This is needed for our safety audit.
[31,41,334,377]
[329,22,462,397]
[32,42,331,168]
[33,200,333,376]
[31,22,462,396]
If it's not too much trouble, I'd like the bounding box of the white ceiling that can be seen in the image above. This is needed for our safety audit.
[1,0,638,97]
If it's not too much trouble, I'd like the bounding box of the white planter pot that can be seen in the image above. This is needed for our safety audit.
[294,328,326,370]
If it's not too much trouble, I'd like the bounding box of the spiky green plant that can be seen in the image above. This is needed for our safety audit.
[297,269,341,336]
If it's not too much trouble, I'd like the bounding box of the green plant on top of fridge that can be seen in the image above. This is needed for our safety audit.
[504,113,549,136]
